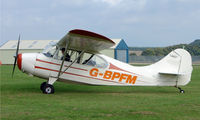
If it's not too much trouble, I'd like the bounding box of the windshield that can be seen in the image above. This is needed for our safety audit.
[42,42,57,57]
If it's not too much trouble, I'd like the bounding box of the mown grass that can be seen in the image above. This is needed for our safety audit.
[0,65,200,120]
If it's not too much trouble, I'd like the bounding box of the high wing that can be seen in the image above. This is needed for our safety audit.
[56,29,115,79]
[57,29,115,53]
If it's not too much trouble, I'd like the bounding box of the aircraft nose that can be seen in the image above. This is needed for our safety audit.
[21,53,37,74]
[17,53,22,70]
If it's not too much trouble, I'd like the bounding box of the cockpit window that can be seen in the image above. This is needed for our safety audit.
[48,48,81,63]
[89,55,108,68]
[82,53,94,65]
[43,41,57,58]
[43,44,108,68]
[82,53,108,68]
[43,46,57,58]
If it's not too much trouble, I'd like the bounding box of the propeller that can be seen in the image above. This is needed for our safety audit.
[12,35,20,77]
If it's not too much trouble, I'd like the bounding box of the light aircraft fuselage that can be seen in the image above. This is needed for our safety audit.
[13,29,193,94]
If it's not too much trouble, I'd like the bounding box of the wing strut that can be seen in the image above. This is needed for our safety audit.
[59,50,85,77]
[57,50,85,79]
[57,39,70,79]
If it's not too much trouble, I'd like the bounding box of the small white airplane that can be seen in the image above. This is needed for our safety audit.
[12,29,193,94]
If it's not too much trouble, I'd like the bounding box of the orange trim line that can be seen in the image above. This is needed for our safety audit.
[35,66,124,85]
[36,59,88,71]
[109,63,137,75]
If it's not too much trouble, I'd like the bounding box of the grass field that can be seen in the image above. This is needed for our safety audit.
[1,65,200,120]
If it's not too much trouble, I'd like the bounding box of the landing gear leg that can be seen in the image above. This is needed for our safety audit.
[175,86,185,93]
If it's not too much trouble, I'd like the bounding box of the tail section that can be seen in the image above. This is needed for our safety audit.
[148,49,193,86]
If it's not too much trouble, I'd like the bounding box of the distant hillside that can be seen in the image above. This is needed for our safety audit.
[129,47,154,51]
[131,39,200,56]
[189,39,200,46]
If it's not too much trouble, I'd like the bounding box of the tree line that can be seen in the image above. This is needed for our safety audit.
[141,44,200,56]
[129,39,200,56]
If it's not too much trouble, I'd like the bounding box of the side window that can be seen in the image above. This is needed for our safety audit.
[53,49,72,62]
[82,53,108,68]
[82,53,94,65]
[53,49,83,63]
[70,50,80,63]
[90,55,108,68]
[55,50,63,60]
[46,48,108,68]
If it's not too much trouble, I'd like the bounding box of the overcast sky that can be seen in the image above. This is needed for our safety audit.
[1,0,200,47]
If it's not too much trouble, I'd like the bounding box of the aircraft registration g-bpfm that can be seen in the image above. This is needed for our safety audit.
[12,29,193,94]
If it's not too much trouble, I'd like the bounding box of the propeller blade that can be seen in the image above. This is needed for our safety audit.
[12,35,20,77]
[12,56,17,77]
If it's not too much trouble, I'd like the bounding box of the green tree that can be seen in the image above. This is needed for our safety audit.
[141,49,155,56]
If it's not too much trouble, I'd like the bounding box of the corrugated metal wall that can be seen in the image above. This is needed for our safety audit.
[100,49,114,58]
[0,49,42,64]
[0,39,130,64]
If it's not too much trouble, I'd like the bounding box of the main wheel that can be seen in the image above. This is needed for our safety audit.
[180,90,185,93]
[40,82,47,91]
[42,84,54,94]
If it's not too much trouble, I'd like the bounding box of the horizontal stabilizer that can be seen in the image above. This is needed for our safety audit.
[159,72,182,76]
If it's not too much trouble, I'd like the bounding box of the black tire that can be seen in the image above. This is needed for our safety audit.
[40,82,47,91]
[180,90,185,93]
[42,84,54,94]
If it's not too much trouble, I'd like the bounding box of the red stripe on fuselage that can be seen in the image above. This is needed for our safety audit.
[36,59,88,71]
[35,66,124,85]
[109,63,136,75]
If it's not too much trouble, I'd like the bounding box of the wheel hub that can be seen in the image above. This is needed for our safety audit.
[46,87,52,93]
